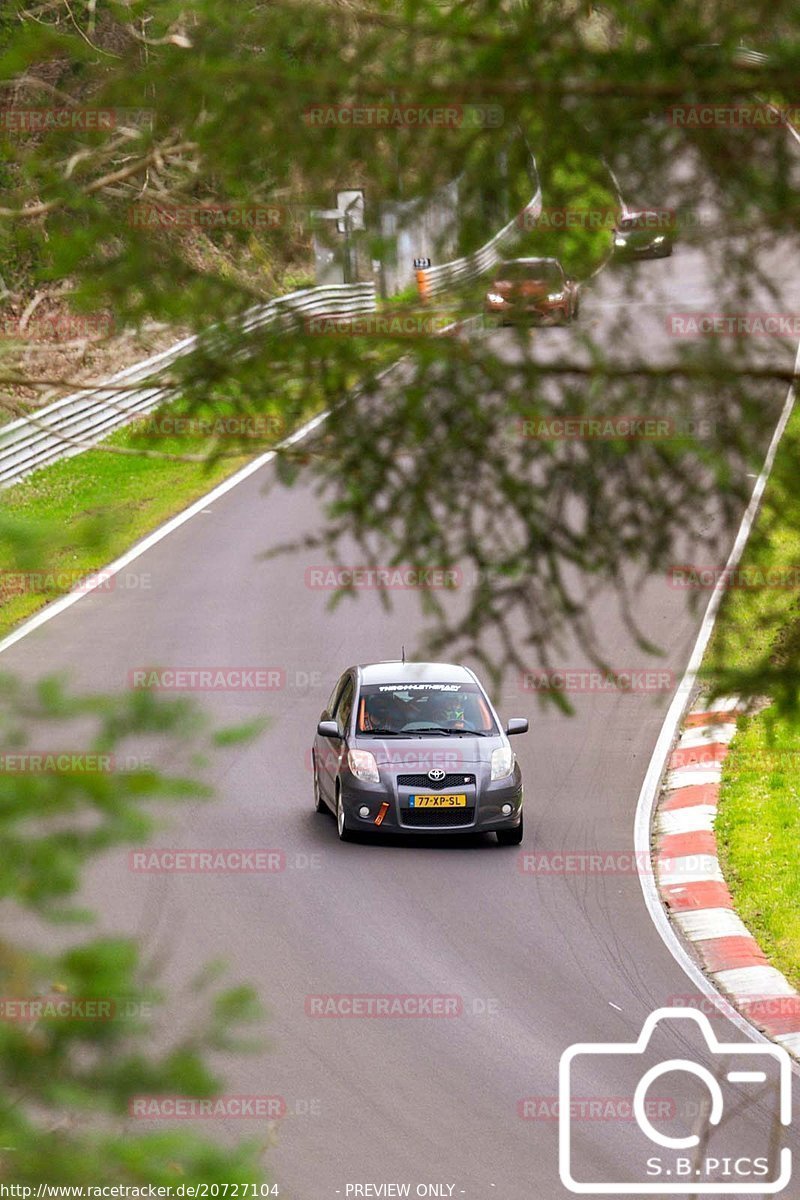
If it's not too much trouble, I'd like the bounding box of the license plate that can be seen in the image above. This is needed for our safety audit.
[410,794,467,808]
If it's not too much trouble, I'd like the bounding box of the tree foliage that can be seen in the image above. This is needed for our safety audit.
[2,0,800,1179]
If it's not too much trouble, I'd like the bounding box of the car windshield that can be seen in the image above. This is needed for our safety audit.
[497,261,563,285]
[619,213,659,231]
[356,682,497,735]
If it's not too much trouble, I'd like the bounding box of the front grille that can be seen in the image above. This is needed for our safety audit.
[396,773,476,790]
[401,806,475,828]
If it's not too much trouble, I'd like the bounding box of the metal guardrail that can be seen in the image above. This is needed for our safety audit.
[0,282,376,488]
[0,164,541,488]
[418,177,543,297]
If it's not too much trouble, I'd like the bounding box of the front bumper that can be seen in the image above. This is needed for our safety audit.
[339,768,524,835]
[484,300,571,324]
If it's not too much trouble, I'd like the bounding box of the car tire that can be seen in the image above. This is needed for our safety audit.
[336,786,352,842]
[312,754,327,814]
[496,813,524,846]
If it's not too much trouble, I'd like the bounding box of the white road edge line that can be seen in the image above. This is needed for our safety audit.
[634,334,800,1062]
[2,277,797,1062]
[0,416,319,657]
[0,352,415,659]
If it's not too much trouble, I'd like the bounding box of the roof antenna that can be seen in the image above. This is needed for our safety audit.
[401,644,406,664]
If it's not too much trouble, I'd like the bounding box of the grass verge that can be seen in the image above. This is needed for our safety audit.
[704,401,800,990]
[0,422,254,638]
[0,343,399,640]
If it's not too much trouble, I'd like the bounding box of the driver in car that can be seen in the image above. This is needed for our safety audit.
[438,693,467,729]
[360,691,401,733]
[415,690,468,730]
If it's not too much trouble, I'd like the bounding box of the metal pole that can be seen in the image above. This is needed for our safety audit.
[343,194,361,283]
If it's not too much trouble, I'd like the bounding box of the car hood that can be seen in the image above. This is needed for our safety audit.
[352,733,502,768]
[617,227,658,244]
[493,279,556,297]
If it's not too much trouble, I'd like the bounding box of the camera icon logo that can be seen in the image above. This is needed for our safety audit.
[559,1007,792,1194]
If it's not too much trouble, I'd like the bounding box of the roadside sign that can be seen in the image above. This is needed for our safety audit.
[336,190,365,233]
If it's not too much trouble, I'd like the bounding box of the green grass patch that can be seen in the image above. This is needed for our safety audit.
[0,343,399,639]
[715,710,800,989]
[0,422,253,638]
[703,403,800,988]
[705,403,800,678]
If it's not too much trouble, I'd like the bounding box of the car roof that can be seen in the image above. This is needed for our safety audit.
[355,661,477,686]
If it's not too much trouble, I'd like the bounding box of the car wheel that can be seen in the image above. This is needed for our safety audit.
[336,786,352,842]
[496,813,523,846]
[312,754,327,813]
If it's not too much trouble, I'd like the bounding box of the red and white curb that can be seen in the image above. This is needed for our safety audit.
[654,694,800,1061]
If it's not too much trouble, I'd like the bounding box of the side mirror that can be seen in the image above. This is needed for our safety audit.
[317,720,341,739]
[505,718,529,736]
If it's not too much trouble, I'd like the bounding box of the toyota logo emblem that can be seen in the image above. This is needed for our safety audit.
[428,768,446,783]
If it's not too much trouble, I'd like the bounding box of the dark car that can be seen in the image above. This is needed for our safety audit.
[484,257,580,325]
[311,661,528,845]
[613,210,674,260]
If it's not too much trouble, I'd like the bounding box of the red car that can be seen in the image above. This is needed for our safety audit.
[484,257,580,325]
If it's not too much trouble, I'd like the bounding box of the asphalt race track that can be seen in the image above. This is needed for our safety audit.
[4,141,800,1198]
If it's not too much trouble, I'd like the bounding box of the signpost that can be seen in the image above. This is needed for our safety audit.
[311,190,365,284]
[414,257,431,301]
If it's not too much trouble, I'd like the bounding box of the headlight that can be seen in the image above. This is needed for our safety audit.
[347,748,379,783]
[490,745,515,781]
[549,292,566,303]
[486,292,505,304]
[614,236,626,246]
[651,235,665,244]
